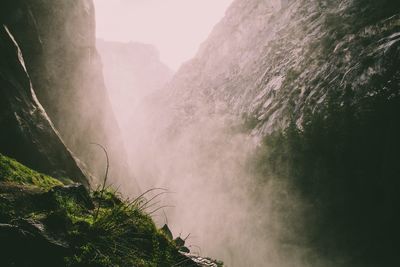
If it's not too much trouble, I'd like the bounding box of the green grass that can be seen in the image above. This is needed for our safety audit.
[63,189,184,267]
[0,153,197,267]
[0,153,62,190]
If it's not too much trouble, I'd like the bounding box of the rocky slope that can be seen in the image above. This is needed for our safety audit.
[131,0,400,266]
[166,0,400,134]
[0,153,217,267]
[3,0,138,192]
[1,1,224,265]
[0,23,87,184]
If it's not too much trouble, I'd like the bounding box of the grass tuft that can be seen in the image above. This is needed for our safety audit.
[0,153,196,266]
[0,153,62,190]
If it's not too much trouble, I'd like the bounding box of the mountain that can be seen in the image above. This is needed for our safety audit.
[0,0,139,193]
[166,0,399,134]
[96,39,173,146]
[130,0,400,266]
[0,152,221,266]
[2,0,399,265]
[0,2,223,264]
[0,4,87,185]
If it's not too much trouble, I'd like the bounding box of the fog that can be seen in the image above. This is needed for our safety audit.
[94,1,314,266]
[94,0,234,70]
[128,107,312,266]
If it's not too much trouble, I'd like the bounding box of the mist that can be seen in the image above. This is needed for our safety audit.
[2,0,398,266]
[94,0,234,70]
[94,1,313,266]
[104,87,311,266]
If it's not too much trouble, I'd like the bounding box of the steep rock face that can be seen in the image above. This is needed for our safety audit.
[166,0,400,134]
[5,0,138,192]
[97,39,172,144]
[0,25,87,185]
[136,0,400,266]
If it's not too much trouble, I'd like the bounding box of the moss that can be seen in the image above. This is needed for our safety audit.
[0,153,62,190]
[54,193,93,224]
[252,80,400,265]
[0,154,209,266]
[65,191,183,267]
[63,202,185,266]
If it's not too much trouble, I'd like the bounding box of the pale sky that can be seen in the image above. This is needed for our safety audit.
[94,0,234,70]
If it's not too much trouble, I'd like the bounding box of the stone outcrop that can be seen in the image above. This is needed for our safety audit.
[0,24,87,185]
[164,0,400,135]
[1,0,139,192]
[132,0,400,266]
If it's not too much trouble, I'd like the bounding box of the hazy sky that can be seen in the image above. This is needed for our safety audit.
[94,0,234,70]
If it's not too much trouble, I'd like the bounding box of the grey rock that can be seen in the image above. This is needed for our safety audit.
[0,24,88,185]
[0,220,69,266]
[182,253,223,267]
[163,0,400,136]
[7,0,140,193]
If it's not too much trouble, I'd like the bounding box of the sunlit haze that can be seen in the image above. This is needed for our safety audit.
[94,0,234,70]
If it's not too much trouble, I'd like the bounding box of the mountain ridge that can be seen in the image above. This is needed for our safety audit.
[165,0,400,135]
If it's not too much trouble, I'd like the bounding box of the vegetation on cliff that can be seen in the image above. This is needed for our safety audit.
[251,76,400,266]
[0,153,202,267]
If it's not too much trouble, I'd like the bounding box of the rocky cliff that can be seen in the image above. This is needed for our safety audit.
[1,0,139,192]
[132,0,400,266]
[0,10,87,184]
[166,0,400,134]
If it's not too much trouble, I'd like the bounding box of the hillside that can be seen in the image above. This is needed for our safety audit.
[1,0,399,266]
[166,0,400,134]
[127,0,400,266]
[3,0,138,192]
[0,153,220,266]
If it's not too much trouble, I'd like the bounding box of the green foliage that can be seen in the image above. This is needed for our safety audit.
[351,0,400,28]
[63,189,183,267]
[253,77,400,265]
[241,113,260,131]
[284,68,301,85]
[0,156,196,266]
[0,153,63,190]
